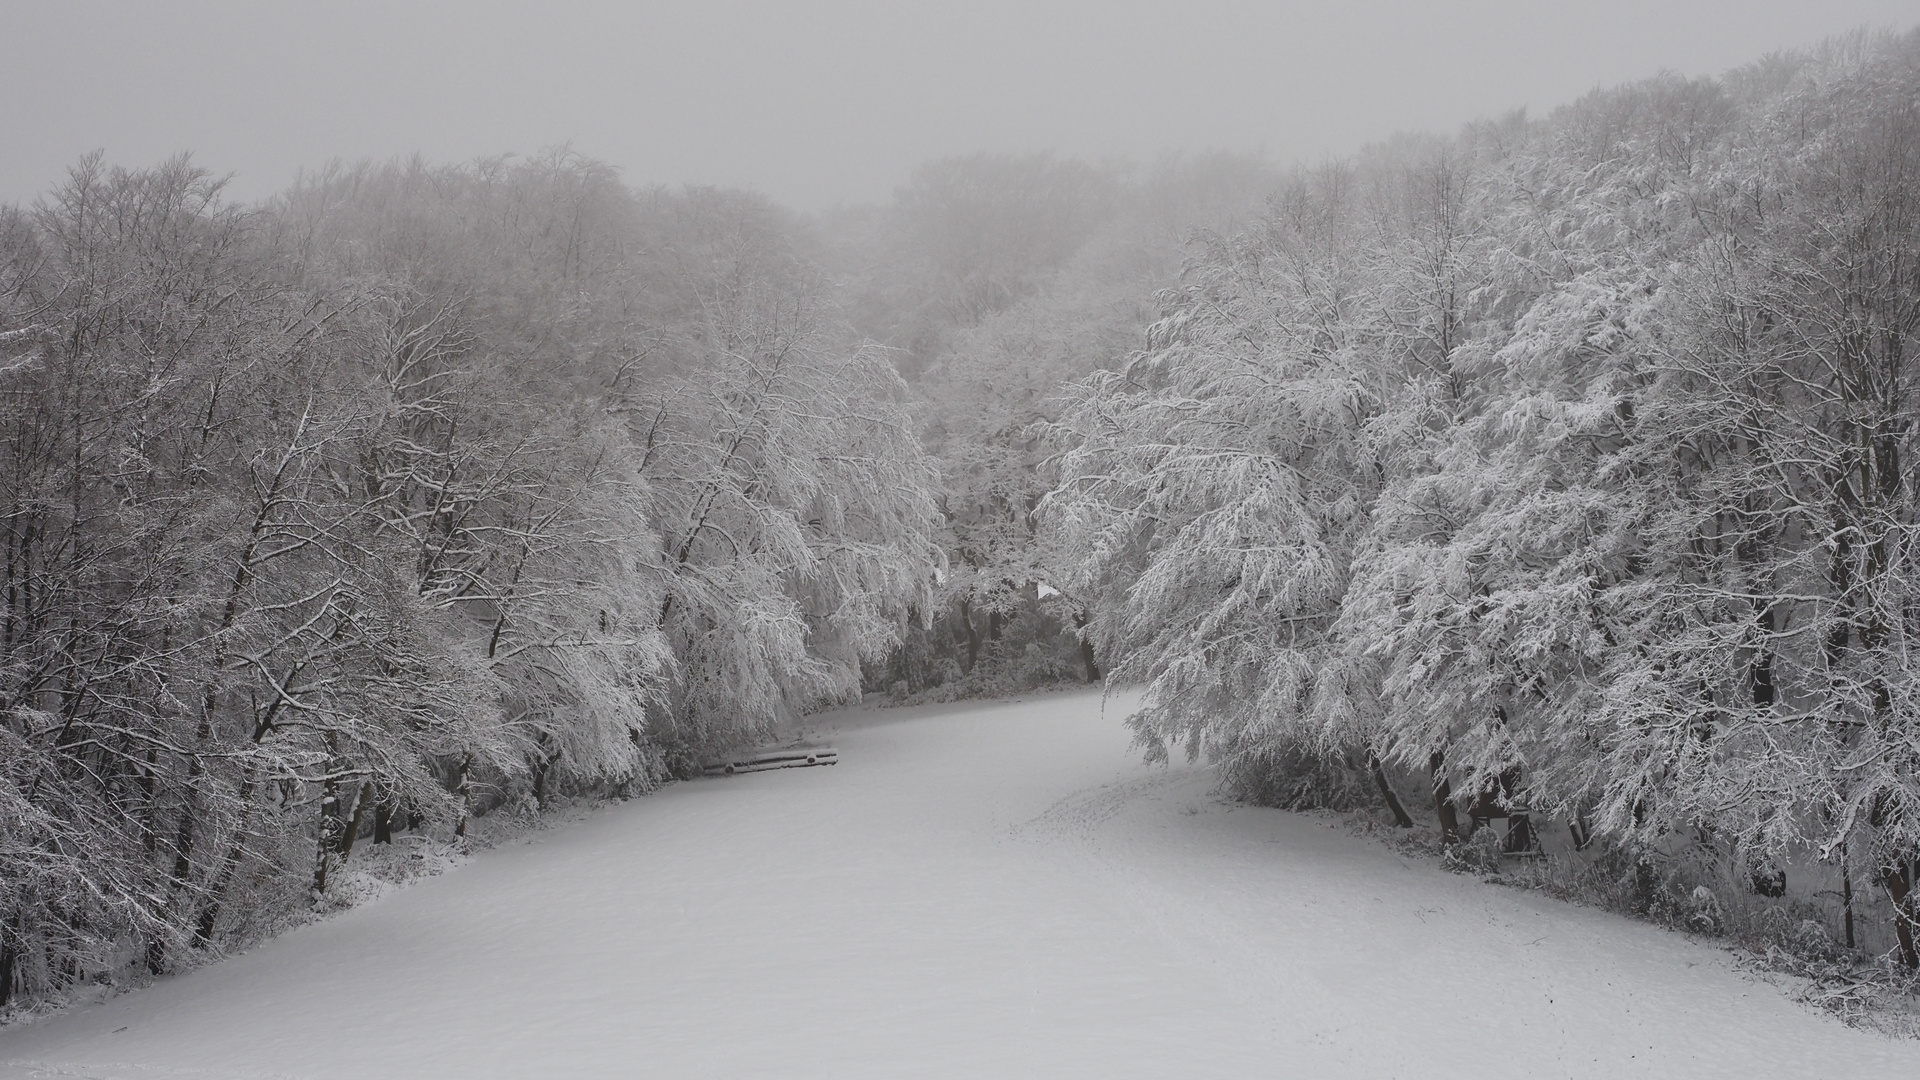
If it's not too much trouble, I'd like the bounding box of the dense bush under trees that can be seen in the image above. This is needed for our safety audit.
[1046,31,1920,967]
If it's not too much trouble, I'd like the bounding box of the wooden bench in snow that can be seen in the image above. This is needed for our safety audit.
[702,745,839,776]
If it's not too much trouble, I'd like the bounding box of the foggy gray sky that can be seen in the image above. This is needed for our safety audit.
[4,1,1917,210]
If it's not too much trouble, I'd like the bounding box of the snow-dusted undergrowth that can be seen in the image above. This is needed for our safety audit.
[1332,809,1920,1038]
[3,690,1919,1079]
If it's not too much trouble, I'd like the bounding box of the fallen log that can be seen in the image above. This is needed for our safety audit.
[702,745,839,777]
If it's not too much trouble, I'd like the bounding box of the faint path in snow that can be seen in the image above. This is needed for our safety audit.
[3,687,1918,1079]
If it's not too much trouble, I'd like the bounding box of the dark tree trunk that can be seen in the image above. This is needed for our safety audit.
[453,757,472,839]
[164,732,210,908]
[1883,862,1918,969]
[192,895,222,948]
[1568,809,1594,852]
[167,803,198,887]
[312,802,337,897]
[150,727,213,974]
[1750,639,1775,706]
[1841,846,1856,950]
[138,747,159,854]
[1742,501,1776,707]
[194,770,259,948]
[1073,609,1100,682]
[1504,814,1537,854]
[312,760,347,895]
[959,598,981,672]
[1429,752,1461,845]
[337,782,374,860]
[1369,754,1415,828]
[532,733,555,811]
[0,914,17,1008]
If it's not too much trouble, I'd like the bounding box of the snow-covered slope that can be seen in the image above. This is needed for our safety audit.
[3,689,1915,1078]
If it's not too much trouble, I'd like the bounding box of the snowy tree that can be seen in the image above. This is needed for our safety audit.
[1045,164,1396,802]
[1046,33,1920,963]
[619,188,941,758]
[0,150,944,1006]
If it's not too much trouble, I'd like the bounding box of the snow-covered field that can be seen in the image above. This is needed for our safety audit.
[3,689,1917,1078]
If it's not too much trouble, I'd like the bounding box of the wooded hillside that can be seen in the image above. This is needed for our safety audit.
[5,26,1920,1013]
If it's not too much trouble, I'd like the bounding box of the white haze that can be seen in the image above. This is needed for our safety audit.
[2,0,1916,209]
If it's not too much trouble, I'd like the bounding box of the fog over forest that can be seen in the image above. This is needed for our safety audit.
[7,5,1920,1072]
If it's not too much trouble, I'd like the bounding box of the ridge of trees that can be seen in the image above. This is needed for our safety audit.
[1045,29,1920,966]
[0,151,940,1006]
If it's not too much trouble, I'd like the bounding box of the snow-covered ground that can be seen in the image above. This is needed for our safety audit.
[3,689,1917,1078]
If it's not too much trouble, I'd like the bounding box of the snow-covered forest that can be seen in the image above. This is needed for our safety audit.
[1043,31,1920,974]
[0,156,946,1004]
[5,21,1920,1030]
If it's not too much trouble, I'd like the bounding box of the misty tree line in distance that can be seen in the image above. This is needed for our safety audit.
[3,28,1919,1009]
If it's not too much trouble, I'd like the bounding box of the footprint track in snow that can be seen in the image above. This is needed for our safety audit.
[1009,770,1192,850]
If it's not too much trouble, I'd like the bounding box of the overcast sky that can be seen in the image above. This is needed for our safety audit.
[4,1,1916,210]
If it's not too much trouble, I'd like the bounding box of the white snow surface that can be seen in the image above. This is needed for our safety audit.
[4,689,1917,1078]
